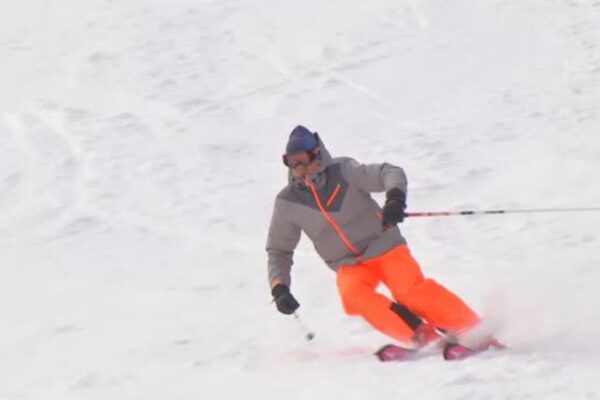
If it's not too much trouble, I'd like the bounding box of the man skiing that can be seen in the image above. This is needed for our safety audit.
[266,125,485,358]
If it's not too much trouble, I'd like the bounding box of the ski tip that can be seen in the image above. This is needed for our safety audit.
[442,338,506,361]
[443,343,473,361]
[375,344,417,362]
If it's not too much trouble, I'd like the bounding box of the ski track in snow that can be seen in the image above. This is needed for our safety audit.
[1,0,600,399]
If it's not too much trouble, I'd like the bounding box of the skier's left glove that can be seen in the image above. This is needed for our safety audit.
[382,188,407,227]
[272,284,300,315]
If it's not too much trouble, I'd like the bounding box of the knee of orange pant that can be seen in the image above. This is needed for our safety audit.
[340,299,360,315]
[393,278,438,302]
[412,278,444,292]
[401,278,446,304]
[423,278,441,288]
[338,286,368,316]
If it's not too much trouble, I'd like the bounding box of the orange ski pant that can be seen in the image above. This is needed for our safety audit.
[336,245,480,343]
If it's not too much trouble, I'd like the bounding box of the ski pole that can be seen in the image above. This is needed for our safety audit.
[406,207,600,218]
[293,312,315,341]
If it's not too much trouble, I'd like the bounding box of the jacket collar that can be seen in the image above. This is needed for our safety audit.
[288,133,331,190]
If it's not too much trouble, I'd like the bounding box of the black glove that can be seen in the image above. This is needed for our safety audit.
[272,284,300,315]
[382,188,407,227]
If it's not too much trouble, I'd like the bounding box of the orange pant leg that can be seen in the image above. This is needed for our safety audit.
[337,262,415,343]
[379,245,480,333]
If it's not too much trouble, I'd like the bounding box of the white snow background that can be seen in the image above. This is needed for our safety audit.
[1,0,600,399]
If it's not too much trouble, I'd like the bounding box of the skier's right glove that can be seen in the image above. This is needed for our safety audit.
[271,284,300,315]
[382,188,407,227]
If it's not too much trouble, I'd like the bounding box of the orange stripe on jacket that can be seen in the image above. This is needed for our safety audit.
[306,179,361,256]
[326,184,341,207]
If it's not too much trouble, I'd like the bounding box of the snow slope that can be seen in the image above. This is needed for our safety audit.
[1,0,600,399]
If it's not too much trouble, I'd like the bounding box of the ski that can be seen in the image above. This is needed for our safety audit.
[375,337,505,362]
[443,338,506,361]
[374,344,419,362]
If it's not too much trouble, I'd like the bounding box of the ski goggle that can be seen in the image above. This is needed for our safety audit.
[282,150,319,169]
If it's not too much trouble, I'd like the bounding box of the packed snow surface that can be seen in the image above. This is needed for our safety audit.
[1,1,600,399]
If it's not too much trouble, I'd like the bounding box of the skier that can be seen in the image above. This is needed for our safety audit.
[266,125,485,357]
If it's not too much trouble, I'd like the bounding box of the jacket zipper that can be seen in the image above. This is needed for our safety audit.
[305,178,362,257]
[326,183,341,207]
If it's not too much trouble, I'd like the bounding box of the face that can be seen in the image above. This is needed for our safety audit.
[284,151,321,178]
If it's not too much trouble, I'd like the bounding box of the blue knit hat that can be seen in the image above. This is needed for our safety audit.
[285,125,318,155]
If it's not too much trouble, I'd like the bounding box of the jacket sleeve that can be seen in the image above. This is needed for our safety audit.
[340,157,408,194]
[266,198,301,288]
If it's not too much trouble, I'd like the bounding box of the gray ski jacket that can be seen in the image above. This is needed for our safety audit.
[266,135,408,288]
